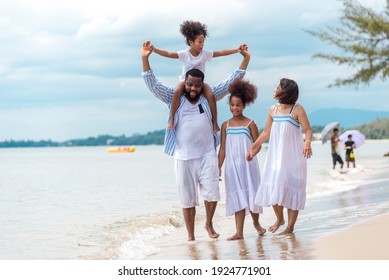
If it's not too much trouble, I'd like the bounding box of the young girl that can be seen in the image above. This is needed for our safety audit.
[150,20,244,132]
[247,78,312,235]
[218,79,266,240]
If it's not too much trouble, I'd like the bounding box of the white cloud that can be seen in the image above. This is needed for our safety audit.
[0,0,388,141]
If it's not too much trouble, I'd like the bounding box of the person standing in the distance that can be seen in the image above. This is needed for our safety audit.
[150,20,245,132]
[344,134,356,168]
[218,79,266,240]
[331,128,344,170]
[247,78,312,235]
[141,41,251,241]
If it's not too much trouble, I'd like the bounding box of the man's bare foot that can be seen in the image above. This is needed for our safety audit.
[187,236,196,241]
[205,224,220,239]
[269,219,285,233]
[227,233,243,241]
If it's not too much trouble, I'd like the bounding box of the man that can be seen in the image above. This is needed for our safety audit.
[141,41,250,241]
[331,128,344,170]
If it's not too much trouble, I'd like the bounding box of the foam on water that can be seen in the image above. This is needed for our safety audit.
[80,212,184,260]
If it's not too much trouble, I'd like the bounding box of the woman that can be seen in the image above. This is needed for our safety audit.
[247,78,312,235]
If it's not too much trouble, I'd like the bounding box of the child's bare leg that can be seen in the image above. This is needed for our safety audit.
[203,83,219,132]
[269,205,285,233]
[227,209,245,241]
[279,209,299,235]
[168,82,184,130]
[250,212,266,235]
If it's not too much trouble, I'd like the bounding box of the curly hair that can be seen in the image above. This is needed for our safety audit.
[179,20,208,45]
[228,79,258,106]
[275,78,299,104]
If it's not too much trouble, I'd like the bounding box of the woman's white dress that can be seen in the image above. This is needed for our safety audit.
[255,104,307,211]
[224,120,263,216]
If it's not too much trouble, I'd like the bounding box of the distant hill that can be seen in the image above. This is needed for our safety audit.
[352,118,389,139]
[309,108,389,128]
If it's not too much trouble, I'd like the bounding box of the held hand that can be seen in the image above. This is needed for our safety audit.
[239,46,250,58]
[237,44,248,53]
[141,41,153,57]
[246,144,261,161]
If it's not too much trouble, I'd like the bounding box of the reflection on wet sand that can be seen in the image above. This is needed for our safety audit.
[270,234,305,260]
[255,236,266,259]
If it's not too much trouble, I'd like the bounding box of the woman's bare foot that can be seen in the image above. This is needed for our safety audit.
[227,233,243,241]
[205,223,220,239]
[269,219,285,233]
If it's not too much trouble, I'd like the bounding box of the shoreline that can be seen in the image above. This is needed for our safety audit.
[143,155,389,260]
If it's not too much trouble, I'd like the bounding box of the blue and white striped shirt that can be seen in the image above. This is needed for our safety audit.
[142,68,246,156]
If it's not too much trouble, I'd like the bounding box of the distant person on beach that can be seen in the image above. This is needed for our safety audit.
[247,78,312,235]
[149,20,245,132]
[141,41,251,241]
[344,134,356,168]
[331,128,344,170]
[218,79,266,240]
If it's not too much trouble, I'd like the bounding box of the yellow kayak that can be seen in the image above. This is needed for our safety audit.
[107,146,136,153]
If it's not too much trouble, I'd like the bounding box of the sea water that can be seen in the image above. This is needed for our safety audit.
[0,141,388,259]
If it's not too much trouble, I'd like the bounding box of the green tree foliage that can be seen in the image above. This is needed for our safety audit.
[351,118,389,139]
[307,0,389,87]
[0,130,165,148]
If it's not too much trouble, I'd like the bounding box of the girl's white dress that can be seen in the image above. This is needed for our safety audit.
[255,103,307,211]
[224,120,263,216]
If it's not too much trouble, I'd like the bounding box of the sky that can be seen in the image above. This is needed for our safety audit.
[0,0,388,141]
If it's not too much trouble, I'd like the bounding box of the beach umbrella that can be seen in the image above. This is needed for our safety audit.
[320,122,340,144]
[339,130,366,148]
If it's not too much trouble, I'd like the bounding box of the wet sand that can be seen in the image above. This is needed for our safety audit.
[145,157,389,260]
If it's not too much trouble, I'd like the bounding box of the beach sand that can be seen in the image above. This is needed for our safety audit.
[310,213,389,259]
[144,156,389,260]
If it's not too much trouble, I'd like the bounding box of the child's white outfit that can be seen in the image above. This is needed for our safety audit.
[255,103,307,211]
[224,120,263,216]
[177,48,213,81]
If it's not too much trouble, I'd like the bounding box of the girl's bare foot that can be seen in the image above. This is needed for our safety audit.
[279,226,294,235]
[254,224,266,235]
[227,233,243,241]
[269,219,285,233]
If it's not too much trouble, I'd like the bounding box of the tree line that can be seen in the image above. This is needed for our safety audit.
[1,119,388,148]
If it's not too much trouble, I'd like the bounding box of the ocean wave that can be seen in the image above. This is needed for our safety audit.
[79,211,184,260]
